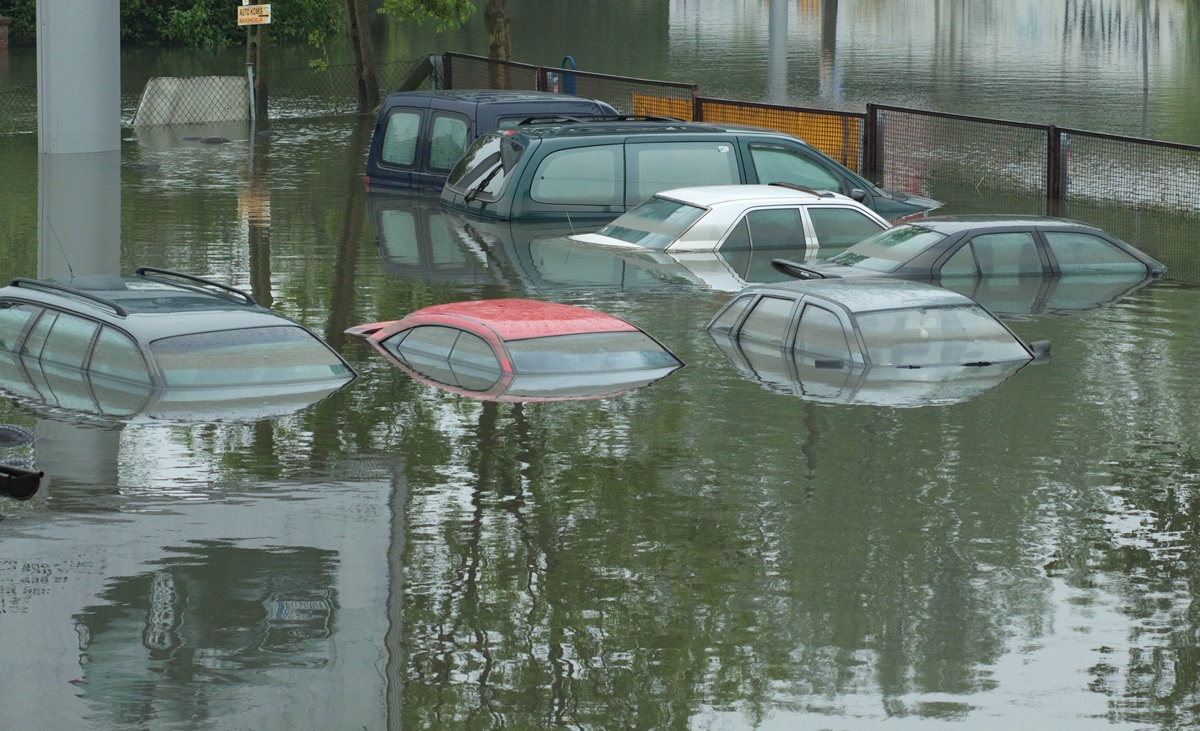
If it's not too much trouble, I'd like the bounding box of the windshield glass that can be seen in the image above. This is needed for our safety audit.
[507,331,682,374]
[855,305,1031,367]
[151,326,352,387]
[593,197,707,249]
[828,225,946,273]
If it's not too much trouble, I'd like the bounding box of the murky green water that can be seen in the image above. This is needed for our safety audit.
[3,2,1200,729]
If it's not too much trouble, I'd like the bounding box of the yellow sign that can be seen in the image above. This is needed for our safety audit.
[237,4,271,25]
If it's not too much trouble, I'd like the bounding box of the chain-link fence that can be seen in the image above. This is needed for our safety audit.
[7,50,1200,219]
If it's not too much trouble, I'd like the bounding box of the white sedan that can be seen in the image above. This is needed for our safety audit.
[570,184,890,254]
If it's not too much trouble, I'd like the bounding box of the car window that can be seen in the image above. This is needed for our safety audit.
[625,142,741,205]
[449,331,502,372]
[830,225,947,273]
[20,309,57,358]
[740,208,805,250]
[507,331,680,374]
[381,108,422,167]
[151,326,351,387]
[1043,231,1146,272]
[89,326,153,385]
[40,311,99,369]
[748,145,842,191]
[738,295,796,343]
[967,232,1042,275]
[531,145,623,206]
[708,294,756,334]
[939,244,979,276]
[0,302,40,353]
[389,325,459,361]
[594,196,707,249]
[446,134,524,199]
[427,112,471,173]
[808,207,887,248]
[856,305,1030,366]
[794,304,852,360]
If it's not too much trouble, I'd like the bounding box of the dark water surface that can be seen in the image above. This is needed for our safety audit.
[3,2,1200,729]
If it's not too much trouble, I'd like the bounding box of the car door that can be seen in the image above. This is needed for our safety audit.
[934,230,1046,278]
[623,139,742,206]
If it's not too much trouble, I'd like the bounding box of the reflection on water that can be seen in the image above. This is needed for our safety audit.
[6,1,1200,727]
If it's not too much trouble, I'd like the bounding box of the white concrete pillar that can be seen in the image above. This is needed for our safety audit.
[36,0,121,154]
[36,0,121,279]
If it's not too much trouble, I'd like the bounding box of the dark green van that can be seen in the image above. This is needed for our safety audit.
[439,120,941,223]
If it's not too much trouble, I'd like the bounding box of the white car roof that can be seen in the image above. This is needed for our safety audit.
[653,184,860,208]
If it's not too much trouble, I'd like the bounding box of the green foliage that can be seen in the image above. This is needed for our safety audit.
[377,0,475,32]
[0,0,344,48]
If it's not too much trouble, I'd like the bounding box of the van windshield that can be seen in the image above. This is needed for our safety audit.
[446,133,525,200]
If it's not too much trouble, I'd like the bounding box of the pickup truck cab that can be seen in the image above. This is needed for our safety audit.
[364,90,620,192]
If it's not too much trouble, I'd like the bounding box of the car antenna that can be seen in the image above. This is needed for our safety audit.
[46,218,76,279]
[566,210,576,235]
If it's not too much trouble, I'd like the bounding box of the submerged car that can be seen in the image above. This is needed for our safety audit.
[771,215,1166,281]
[707,278,1049,370]
[440,119,941,223]
[365,89,620,193]
[570,184,889,253]
[0,268,355,420]
[345,298,683,402]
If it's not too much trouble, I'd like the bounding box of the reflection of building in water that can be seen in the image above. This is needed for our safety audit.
[73,542,339,723]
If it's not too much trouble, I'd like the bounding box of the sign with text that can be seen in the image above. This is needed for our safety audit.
[237,4,271,25]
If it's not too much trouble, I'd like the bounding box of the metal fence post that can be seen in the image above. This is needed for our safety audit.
[1046,125,1062,202]
[862,104,879,181]
[246,63,256,124]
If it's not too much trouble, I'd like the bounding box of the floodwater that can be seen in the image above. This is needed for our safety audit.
[3,1,1200,729]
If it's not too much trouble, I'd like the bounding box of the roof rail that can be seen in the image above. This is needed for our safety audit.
[8,278,128,317]
[135,267,257,306]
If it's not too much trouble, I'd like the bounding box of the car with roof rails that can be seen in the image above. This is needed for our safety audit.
[439,118,941,223]
[0,268,355,421]
[364,89,620,192]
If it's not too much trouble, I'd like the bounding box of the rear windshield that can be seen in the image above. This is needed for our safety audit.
[445,133,526,199]
[594,196,707,249]
[828,225,946,273]
[855,305,1030,366]
[151,326,352,387]
[506,331,681,374]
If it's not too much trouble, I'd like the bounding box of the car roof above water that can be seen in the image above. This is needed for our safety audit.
[403,299,639,341]
[1,271,302,341]
[905,214,1100,234]
[740,278,976,313]
[652,184,853,207]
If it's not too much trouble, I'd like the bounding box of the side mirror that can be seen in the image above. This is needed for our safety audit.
[849,188,867,202]
[1029,340,1051,362]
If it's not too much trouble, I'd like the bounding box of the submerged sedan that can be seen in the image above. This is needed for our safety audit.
[571,184,889,254]
[707,278,1049,370]
[771,215,1166,281]
[346,299,683,401]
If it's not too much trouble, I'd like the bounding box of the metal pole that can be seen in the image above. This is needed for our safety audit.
[247,62,256,125]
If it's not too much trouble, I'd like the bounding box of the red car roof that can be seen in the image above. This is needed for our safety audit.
[408,299,638,341]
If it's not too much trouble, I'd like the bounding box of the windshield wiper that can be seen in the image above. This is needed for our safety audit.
[464,164,503,203]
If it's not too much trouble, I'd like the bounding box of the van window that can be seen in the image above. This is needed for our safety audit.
[625,142,740,205]
[427,113,471,173]
[381,109,422,167]
[530,145,622,206]
[749,145,842,191]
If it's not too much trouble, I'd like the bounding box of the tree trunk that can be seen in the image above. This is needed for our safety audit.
[485,0,511,89]
[346,0,380,111]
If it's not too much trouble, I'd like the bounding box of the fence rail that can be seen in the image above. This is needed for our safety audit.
[4,50,1198,218]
